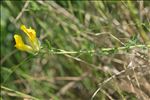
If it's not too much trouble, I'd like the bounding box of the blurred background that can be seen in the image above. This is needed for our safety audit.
[1,1,150,100]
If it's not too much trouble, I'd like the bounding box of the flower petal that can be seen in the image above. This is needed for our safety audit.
[20,25,36,41]
[14,34,33,52]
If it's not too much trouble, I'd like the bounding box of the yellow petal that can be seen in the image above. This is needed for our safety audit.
[14,34,33,52]
[20,25,36,41]
[14,34,24,45]
[21,25,40,52]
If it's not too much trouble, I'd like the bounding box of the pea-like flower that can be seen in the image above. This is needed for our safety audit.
[14,25,40,54]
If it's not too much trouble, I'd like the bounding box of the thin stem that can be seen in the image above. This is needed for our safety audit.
[45,44,150,54]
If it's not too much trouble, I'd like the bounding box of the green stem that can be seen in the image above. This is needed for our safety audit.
[46,44,150,54]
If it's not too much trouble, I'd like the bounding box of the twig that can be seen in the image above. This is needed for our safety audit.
[91,69,126,100]
[14,1,30,23]
[91,59,146,100]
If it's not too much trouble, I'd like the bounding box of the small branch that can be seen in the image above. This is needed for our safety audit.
[91,69,126,100]
[14,1,30,23]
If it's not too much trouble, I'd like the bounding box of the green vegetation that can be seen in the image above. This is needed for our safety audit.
[1,1,150,100]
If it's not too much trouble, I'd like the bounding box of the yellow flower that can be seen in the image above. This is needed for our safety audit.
[14,25,40,54]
